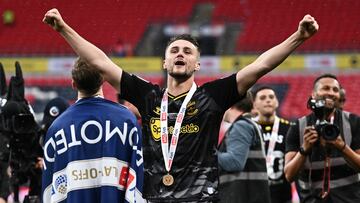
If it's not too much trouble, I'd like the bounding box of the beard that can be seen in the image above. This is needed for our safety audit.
[167,66,194,81]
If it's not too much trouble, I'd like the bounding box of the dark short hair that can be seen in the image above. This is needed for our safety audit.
[166,34,201,53]
[252,85,276,99]
[72,58,104,96]
[313,73,338,90]
[233,91,253,113]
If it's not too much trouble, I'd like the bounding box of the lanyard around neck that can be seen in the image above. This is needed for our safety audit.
[160,82,197,172]
[266,116,280,163]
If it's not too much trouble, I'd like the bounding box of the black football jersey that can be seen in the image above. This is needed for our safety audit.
[120,72,241,202]
[258,118,292,202]
[258,118,290,184]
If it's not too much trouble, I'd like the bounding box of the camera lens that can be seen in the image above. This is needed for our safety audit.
[320,124,340,141]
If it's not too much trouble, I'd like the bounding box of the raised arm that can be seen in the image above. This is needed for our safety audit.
[236,14,319,95]
[43,8,122,92]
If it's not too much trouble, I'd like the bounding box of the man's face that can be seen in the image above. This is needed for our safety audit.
[253,89,279,117]
[312,77,341,109]
[163,40,200,80]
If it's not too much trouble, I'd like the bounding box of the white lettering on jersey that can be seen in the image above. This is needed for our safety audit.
[55,129,68,155]
[44,120,142,166]
[105,121,127,144]
[81,120,103,144]
[262,132,284,143]
[68,124,81,147]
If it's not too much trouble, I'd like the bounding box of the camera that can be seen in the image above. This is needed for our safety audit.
[307,98,340,141]
[0,62,42,203]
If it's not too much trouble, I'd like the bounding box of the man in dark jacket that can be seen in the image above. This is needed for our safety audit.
[218,93,270,203]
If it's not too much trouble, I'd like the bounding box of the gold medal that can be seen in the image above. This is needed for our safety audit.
[162,174,174,186]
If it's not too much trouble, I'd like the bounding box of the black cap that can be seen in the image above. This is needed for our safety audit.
[42,97,69,125]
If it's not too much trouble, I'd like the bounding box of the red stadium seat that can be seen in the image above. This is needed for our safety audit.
[0,0,196,55]
[1,0,359,55]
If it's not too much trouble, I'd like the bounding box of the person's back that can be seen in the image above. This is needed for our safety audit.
[42,97,143,203]
[42,58,144,203]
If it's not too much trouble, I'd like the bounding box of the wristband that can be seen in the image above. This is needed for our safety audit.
[299,147,310,156]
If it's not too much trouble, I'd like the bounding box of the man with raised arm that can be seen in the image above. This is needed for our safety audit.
[43,9,318,202]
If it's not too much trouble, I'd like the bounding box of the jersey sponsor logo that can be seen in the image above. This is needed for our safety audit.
[186,101,198,116]
[54,174,67,195]
[150,118,199,141]
[150,118,161,141]
[50,158,137,202]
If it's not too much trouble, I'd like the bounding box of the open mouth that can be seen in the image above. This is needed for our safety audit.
[174,61,185,66]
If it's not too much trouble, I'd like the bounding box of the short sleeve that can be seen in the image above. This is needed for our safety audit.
[120,71,159,114]
[202,74,243,112]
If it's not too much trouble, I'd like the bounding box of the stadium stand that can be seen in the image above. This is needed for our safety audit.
[1,0,359,55]
[211,0,247,22]
[0,0,196,56]
[235,0,360,53]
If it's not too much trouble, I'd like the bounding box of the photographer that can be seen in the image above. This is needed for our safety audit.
[0,62,42,203]
[284,74,360,203]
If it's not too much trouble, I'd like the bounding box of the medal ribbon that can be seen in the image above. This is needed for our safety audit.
[266,116,280,165]
[160,82,197,172]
